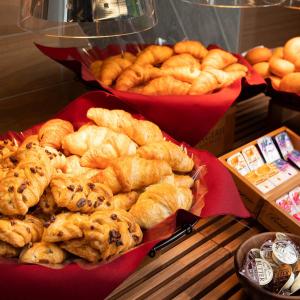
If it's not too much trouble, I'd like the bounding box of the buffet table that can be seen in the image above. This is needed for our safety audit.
[107,216,264,300]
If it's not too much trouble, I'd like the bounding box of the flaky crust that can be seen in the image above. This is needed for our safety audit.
[0,215,44,247]
[137,141,194,172]
[0,241,20,258]
[0,139,18,162]
[112,192,139,211]
[202,49,237,70]
[135,45,173,66]
[130,183,193,229]
[174,40,208,60]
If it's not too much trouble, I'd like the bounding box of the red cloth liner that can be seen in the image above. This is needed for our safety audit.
[36,43,265,146]
[0,91,250,300]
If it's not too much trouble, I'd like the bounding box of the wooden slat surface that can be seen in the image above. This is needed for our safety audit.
[107,216,262,300]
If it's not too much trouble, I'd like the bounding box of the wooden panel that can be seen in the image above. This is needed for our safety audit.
[0,0,21,35]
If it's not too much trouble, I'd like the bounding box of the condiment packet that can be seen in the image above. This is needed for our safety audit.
[242,145,264,171]
[288,150,300,169]
[227,152,250,176]
[257,136,281,164]
[274,132,294,160]
[245,168,276,194]
[289,187,300,206]
[276,194,299,216]
[272,159,298,181]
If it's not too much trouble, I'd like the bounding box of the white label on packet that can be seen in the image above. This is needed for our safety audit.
[242,145,264,171]
[257,136,281,164]
[227,152,250,176]
[273,159,298,179]
[256,180,276,194]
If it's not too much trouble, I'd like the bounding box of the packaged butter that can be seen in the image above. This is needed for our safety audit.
[227,152,250,176]
[242,145,264,171]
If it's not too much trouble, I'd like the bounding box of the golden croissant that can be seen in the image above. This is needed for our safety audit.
[115,64,162,91]
[189,71,219,95]
[87,108,163,146]
[38,119,74,149]
[90,60,103,79]
[19,242,66,265]
[202,49,237,70]
[206,69,246,88]
[51,174,113,213]
[135,45,174,66]
[174,40,208,60]
[92,156,172,194]
[42,212,89,243]
[0,146,54,215]
[162,53,201,69]
[137,141,194,172]
[161,66,201,83]
[141,76,191,96]
[84,209,143,261]
[129,183,193,229]
[62,125,137,157]
[61,239,101,263]
[0,241,20,258]
[160,174,194,188]
[224,63,248,73]
[112,191,139,211]
[0,215,44,247]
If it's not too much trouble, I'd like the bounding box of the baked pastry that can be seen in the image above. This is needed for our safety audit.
[174,40,208,60]
[84,209,143,260]
[270,76,281,90]
[252,62,270,78]
[137,141,194,172]
[269,57,295,78]
[161,54,201,69]
[0,215,43,247]
[90,60,103,79]
[189,71,218,95]
[245,47,272,65]
[160,66,201,83]
[61,239,100,263]
[42,212,89,243]
[92,156,172,194]
[160,174,194,188]
[140,76,191,95]
[0,146,53,215]
[224,63,248,73]
[38,119,74,149]
[130,183,193,229]
[87,108,163,146]
[0,241,20,258]
[206,69,246,88]
[135,45,174,66]
[280,73,300,94]
[202,49,237,70]
[112,192,139,211]
[62,125,137,157]
[38,187,59,215]
[115,64,162,91]
[272,47,284,59]
[0,139,18,162]
[19,242,66,265]
[283,37,300,64]
[51,174,113,213]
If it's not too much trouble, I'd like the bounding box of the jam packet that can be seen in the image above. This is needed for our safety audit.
[242,145,264,171]
[257,136,281,164]
[288,150,300,169]
[275,132,294,160]
[227,152,250,176]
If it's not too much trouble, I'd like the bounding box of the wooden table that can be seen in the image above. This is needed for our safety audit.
[107,216,265,300]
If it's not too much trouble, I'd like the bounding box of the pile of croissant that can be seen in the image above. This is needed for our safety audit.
[90,40,248,96]
[246,36,300,94]
[0,108,198,265]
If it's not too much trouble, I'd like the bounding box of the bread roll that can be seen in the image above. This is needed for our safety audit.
[246,47,272,65]
[283,37,300,64]
[269,57,295,78]
[272,47,284,59]
[280,73,300,94]
[270,76,281,90]
[252,62,270,78]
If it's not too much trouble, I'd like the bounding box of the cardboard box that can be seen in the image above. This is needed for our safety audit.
[219,127,300,217]
[196,106,236,156]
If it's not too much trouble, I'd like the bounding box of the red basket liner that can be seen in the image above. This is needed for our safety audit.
[36,43,265,146]
[0,91,249,300]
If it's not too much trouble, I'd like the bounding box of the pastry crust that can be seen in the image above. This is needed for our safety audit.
[280,72,300,94]
[283,37,300,64]
[112,192,139,211]
[252,62,270,78]
[135,45,174,66]
[202,49,237,70]
[174,40,208,60]
[0,241,20,258]
[269,57,295,78]
[19,242,66,265]
[245,47,272,65]
[162,54,201,69]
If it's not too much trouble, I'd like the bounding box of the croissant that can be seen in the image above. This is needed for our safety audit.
[115,64,162,91]
[90,60,103,79]
[80,135,137,169]
[42,212,89,243]
[224,63,248,73]
[92,156,172,194]
[206,69,246,88]
[174,40,208,60]
[0,241,20,258]
[38,119,74,149]
[61,239,101,263]
[98,55,133,86]
[161,66,201,83]
[87,108,164,146]
[0,215,44,247]
[161,53,201,69]
[62,125,137,157]
[202,49,237,70]
[130,183,193,229]
[84,209,143,260]
[0,146,54,215]
[51,174,113,213]
[189,71,219,95]
[137,141,194,172]
[135,45,174,66]
[160,174,194,188]
[19,242,66,265]
[0,139,18,162]
[141,76,191,96]
[112,191,139,211]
